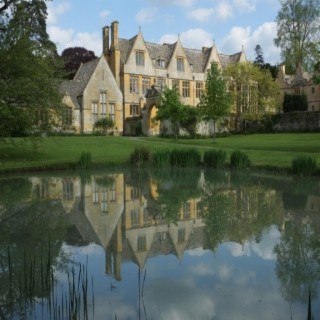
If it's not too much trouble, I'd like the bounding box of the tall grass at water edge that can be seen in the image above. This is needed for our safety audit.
[230,150,251,170]
[291,154,318,177]
[203,150,227,168]
[3,243,94,320]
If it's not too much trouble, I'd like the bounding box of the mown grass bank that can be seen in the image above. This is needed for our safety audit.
[0,133,320,174]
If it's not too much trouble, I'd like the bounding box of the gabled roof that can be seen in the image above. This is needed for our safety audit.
[118,35,244,73]
[60,58,100,108]
[219,52,243,69]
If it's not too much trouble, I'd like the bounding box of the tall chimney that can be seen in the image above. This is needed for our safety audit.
[102,26,110,56]
[111,20,119,50]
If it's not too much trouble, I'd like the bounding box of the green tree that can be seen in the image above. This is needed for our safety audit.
[224,62,280,133]
[254,44,264,67]
[180,105,200,138]
[274,0,320,72]
[155,85,185,139]
[198,63,231,141]
[0,0,64,138]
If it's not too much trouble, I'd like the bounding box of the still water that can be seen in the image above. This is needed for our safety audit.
[0,169,319,320]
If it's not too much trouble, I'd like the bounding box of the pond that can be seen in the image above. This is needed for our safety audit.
[0,168,319,320]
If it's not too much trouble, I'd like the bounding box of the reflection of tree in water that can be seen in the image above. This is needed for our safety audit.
[150,169,202,223]
[274,214,320,304]
[0,198,68,318]
[202,171,282,251]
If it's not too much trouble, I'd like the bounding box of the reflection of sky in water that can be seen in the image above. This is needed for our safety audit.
[54,224,319,320]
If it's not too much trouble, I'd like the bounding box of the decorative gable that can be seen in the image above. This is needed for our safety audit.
[123,31,155,76]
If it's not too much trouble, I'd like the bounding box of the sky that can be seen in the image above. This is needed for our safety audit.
[46,0,282,64]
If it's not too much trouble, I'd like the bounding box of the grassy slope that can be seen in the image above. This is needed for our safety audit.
[0,133,319,172]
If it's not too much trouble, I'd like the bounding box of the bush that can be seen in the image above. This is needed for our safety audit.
[152,150,171,167]
[78,151,92,170]
[283,93,308,113]
[291,154,317,176]
[203,149,227,168]
[230,150,250,170]
[169,148,201,167]
[129,145,150,166]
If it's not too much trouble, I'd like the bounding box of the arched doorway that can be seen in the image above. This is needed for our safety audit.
[144,86,161,136]
[148,104,160,136]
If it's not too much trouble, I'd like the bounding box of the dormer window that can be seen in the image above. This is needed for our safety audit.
[158,59,165,68]
[177,57,184,71]
[136,51,145,66]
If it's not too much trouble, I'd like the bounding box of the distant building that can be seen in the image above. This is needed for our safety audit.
[277,64,320,112]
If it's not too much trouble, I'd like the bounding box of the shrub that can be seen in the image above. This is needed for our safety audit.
[169,148,201,167]
[203,149,227,168]
[230,150,250,170]
[78,151,92,170]
[283,93,308,113]
[152,150,171,167]
[129,145,150,166]
[291,154,317,176]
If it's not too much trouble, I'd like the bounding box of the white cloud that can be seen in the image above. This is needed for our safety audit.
[99,10,110,20]
[187,8,215,22]
[47,2,70,25]
[219,22,281,64]
[160,28,213,49]
[216,1,233,20]
[148,0,195,6]
[233,0,256,12]
[48,26,102,55]
[135,7,158,24]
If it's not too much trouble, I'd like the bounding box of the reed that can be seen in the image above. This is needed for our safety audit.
[230,150,251,170]
[169,148,201,167]
[129,145,151,166]
[151,149,171,167]
[291,154,317,176]
[5,240,94,320]
[203,149,227,168]
[78,151,92,170]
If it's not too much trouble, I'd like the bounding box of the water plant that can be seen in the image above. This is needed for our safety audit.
[203,149,227,168]
[169,148,201,167]
[230,150,251,170]
[78,151,92,170]
[291,154,317,176]
[129,145,151,166]
[152,149,171,167]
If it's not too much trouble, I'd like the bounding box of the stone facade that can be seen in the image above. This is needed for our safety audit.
[103,21,247,136]
[277,64,320,112]
[60,55,123,134]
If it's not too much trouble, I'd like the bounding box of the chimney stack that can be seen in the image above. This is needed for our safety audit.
[102,26,110,56]
[111,20,119,50]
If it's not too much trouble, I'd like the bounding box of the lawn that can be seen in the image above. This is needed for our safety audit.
[0,133,319,173]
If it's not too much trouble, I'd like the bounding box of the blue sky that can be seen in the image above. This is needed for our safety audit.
[47,0,281,64]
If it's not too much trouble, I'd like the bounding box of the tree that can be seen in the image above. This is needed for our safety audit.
[224,62,280,133]
[155,86,185,139]
[0,0,65,138]
[274,0,320,72]
[198,63,231,141]
[180,105,200,138]
[254,44,264,67]
[61,47,97,79]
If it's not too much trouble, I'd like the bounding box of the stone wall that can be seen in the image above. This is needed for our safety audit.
[273,111,320,132]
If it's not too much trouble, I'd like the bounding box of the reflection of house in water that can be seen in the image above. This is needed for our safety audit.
[26,172,320,282]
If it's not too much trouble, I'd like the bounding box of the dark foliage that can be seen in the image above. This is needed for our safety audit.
[61,47,97,79]
[283,93,308,112]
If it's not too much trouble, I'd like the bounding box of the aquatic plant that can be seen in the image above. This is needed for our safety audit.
[78,151,92,170]
[230,150,251,170]
[291,154,317,176]
[129,145,151,166]
[203,149,227,168]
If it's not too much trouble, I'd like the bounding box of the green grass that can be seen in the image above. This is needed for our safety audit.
[0,133,320,173]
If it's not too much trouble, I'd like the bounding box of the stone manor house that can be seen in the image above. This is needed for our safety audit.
[60,20,320,135]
